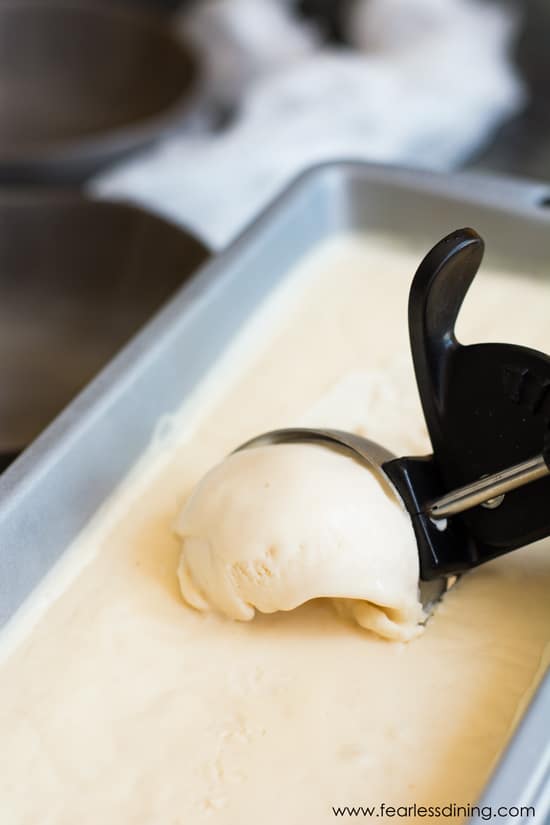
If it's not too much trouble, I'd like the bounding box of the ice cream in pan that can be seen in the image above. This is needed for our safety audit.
[3,228,549,823]
[177,229,550,641]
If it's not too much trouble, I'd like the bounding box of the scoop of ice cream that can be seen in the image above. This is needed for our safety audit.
[176,443,425,641]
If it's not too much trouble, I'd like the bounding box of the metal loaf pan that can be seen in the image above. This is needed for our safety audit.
[0,162,549,822]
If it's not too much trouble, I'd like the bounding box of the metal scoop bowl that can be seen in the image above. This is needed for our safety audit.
[236,427,455,612]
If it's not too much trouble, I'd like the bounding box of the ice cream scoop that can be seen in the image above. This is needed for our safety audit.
[177,228,550,635]
[239,228,550,580]
[232,427,454,614]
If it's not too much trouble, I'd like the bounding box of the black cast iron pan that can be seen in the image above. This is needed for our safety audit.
[0,192,209,465]
[0,1,199,184]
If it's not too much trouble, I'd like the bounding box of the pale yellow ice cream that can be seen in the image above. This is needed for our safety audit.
[177,443,425,641]
[0,234,549,825]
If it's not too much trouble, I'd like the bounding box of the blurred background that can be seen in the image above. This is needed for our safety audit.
[1,0,550,466]
[95,0,550,247]
[3,0,550,245]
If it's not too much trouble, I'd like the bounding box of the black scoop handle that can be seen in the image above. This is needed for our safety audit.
[408,228,484,459]
[394,228,550,576]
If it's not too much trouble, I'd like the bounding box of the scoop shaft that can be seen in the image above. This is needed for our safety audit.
[427,454,550,520]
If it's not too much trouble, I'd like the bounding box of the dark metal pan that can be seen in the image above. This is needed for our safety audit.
[22,0,187,12]
[92,1,187,13]
[85,1,185,11]
[0,1,199,185]
[0,192,209,460]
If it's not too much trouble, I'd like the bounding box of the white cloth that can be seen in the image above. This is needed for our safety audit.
[92,0,524,249]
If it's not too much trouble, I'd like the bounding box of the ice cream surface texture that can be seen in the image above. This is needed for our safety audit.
[0,234,549,825]
[177,443,425,640]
